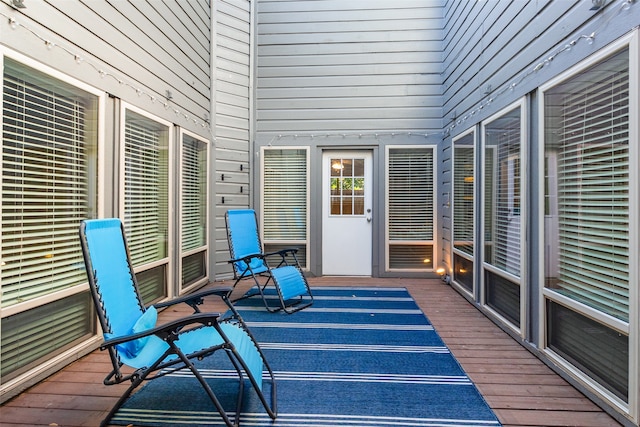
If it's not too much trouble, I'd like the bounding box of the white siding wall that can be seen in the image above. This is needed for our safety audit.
[440,2,640,424]
[439,0,640,274]
[213,0,252,277]
[255,0,444,138]
[0,0,212,139]
[0,0,212,400]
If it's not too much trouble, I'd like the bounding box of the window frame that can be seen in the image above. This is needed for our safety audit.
[0,48,106,316]
[480,98,527,336]
[0,48,105,392]
[178,129,210,294]
[451,127,477,297]
[119,103,174,302]
[537,30,638,415]
[260,146,310,269]
[385,145,437,272]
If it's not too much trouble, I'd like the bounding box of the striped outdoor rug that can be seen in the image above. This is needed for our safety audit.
[112,286,502,427]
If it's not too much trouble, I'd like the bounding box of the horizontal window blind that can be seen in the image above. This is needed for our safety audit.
[262,149,307,241]
[484,107,521,277]
[388,148,434,240]
[544,48,629,322]
[181,134,207,252]
[453,133,475,257]
[1,292,93,381]
[124,110,169,268]
[387,148,434,270]
[2,60,97,308]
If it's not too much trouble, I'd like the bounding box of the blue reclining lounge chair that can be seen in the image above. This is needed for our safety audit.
[225,209,313,314]
[79,218,276,427]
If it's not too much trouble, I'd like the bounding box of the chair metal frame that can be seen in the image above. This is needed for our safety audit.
[80,218,277,427]
[225,209,313,314]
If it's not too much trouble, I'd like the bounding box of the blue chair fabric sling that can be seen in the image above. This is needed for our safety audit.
[225,209,313,314]
[79,218,276,427]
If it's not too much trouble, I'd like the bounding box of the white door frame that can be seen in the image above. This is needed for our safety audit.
[321,150,373,276]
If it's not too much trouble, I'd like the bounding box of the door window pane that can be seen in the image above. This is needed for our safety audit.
[329,157,365,216]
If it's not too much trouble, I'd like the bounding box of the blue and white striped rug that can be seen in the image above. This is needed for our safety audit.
[112,287,502,427]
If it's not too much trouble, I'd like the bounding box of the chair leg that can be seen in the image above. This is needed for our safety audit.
[100,373,144,427]
[176,345,241,427]
[100,348,174,427]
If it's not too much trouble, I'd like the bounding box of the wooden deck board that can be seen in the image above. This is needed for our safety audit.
[1,277,622,427]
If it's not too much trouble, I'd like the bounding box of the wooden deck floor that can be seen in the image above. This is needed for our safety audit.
[1,277,622,427]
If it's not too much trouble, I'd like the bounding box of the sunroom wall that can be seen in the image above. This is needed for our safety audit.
[252,0,445,277]
[0,0,214,401]
[440,1,640,426]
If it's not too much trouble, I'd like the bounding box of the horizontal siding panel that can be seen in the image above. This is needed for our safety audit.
[259,18,442,35]
[217,91,250,109]
[216,57,250,80]
[216,80,249,98]
[218,0,251,29]
[259,74,440,88]
[259,9,440,24]
[260,29,440,45]
[259,40,441,56]
[216,69,251,87]
[215,134,250,150]
[216,114,249,131]
[258,96,439,110]
[258,84,441,99]
[258,107,439,121]
[258,62,440,78]
[217,103,250,121]
[257,118,440,133]
[259,51,441,67]
[258,0,434,13]
[217,34,251,56]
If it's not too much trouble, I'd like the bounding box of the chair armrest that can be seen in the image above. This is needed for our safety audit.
[265,248,298,257]
[228,252,265,264]
[153,287,233,311]
[101,312,221,350]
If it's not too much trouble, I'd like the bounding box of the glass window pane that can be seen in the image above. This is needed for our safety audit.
[353,159,364,176]
[181,134,207,252]
[484,106,522,277]
[1,58,99,308]
[543,47,630,321]
[124,109,170,302]
[329,156,366,217]
[263,149,308,241]
[331,197,341,215]
[453,132,475,257]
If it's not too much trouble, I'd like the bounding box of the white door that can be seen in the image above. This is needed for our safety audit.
[322,151,373,275]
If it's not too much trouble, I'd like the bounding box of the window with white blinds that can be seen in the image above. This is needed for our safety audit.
[483,105,522,277]
[262,148,308,266]
[387,147,434,270]
[181,134,207,252]
[181,133,207,288]
[1,58,99,308]
[453,131,475,258]
[1,57,98,381]
[123,109,170,302]
[543,47,630,322]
